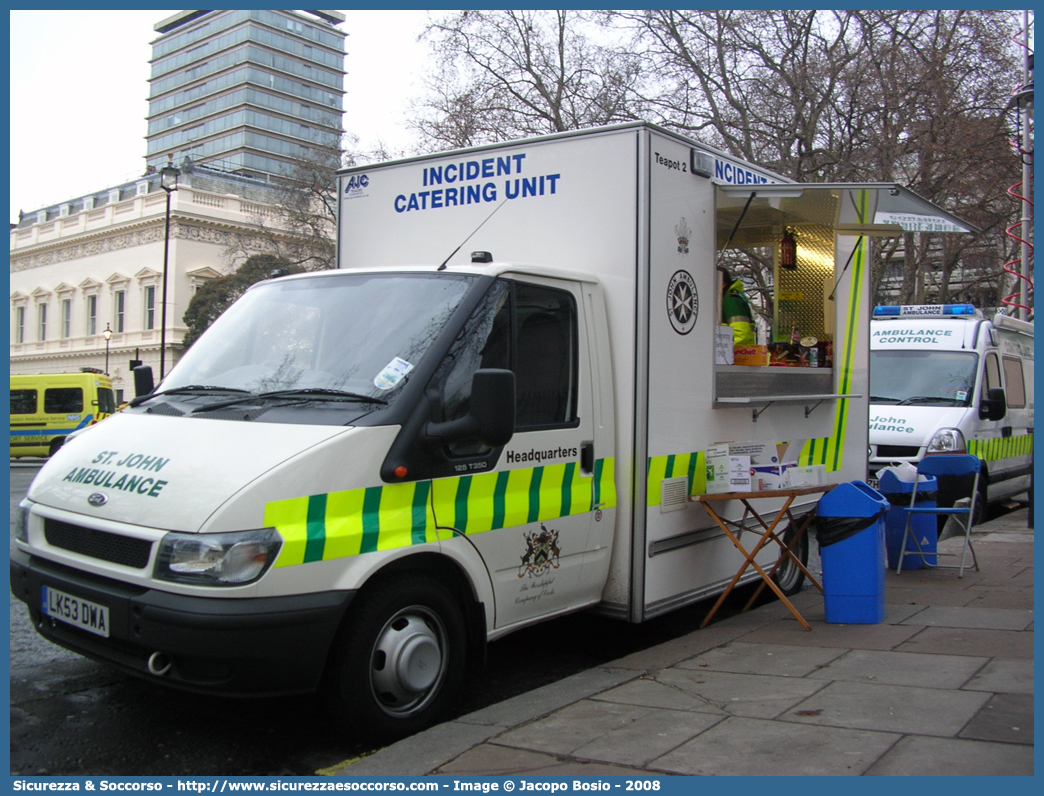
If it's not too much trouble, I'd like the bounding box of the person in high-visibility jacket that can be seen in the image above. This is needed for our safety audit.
[722,275,756,346]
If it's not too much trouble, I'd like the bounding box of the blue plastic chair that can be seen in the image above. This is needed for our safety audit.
[896,454,981,577]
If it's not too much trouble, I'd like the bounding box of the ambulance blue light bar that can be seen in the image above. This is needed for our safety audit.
[872,304,980,319]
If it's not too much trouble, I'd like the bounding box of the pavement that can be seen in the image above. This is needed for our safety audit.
[336,507,1034,777]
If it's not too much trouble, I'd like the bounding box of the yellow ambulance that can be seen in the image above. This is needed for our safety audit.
[10,370,116,458]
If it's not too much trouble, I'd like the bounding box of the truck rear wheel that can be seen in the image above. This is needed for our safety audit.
[328,575,466,743]
[772,521,809,597]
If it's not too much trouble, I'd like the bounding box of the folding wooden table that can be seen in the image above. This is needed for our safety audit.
[693,485,835,631]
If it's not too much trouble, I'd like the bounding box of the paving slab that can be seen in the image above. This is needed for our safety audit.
[1008,568,1034,585]
[947,567,1031,587]
[804,648,988,689]
[962,658,1035,694]
[491,699,722,767]
[865,735,1035,776]
[781,680,991,736]
[898,604,1035,630]
[649,716,899,776]
[674,641,846,677]
[339,721,504,776]
[588,676,727,714]
[435,744,648,777]
[456,666,637,728]
[963,588,1036,610]
[786,601,927,624]
[882,585,982,607]
[607,622,752,672]
[598,667,829,719]
[736,618,922,650]
[896,626,1034,659]
[959,692,1034,745]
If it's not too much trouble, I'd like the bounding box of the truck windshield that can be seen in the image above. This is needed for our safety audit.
[163,272,474,405]
[869,350,978,406]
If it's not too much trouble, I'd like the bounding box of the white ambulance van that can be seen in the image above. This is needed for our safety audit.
[868,304,1034,518]
[12,123,975,742]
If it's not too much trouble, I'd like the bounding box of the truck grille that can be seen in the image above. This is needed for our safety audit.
[876,445,920,458]
[44,519,152,569]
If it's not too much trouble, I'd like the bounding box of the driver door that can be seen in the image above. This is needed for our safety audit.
[429,276,603,629]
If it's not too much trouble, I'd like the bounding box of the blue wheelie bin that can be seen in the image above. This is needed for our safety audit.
[817,481,889,624]
[878,470,937,569]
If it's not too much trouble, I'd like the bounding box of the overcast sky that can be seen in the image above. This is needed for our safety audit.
[8,9,431,224]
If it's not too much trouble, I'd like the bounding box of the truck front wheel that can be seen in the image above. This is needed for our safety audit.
[328,576,467,743]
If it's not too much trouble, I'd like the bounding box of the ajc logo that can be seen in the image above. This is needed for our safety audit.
[344,174,369,193]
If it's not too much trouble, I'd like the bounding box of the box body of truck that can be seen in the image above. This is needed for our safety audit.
[867,305,1033,510]
[12,123,975,741]
[337,123,973,621]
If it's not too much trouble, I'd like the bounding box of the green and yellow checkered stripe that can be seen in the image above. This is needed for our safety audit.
[646,451,707,505]
[265,459,616,567]
[968,433,1033,462]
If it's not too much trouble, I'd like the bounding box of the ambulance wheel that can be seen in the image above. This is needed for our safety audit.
[48,438,64,457]
[772,522,808,597]
[329,576,466,743]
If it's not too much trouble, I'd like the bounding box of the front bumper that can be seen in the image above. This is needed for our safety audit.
[10,548,354,697]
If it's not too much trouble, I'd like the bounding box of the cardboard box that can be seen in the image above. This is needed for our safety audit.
[784,464,826,488]
[751,465,783,491]
[733,345,768,366]
[728,443,777,467]
[715,326,734,365]
[705,444,731,494]
[706,444,752,494]
[728,456,752,491]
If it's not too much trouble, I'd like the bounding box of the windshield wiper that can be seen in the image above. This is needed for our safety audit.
[896,395,958,406]
[191,388,387,414]
[869,395,900,403]
[258,388,388,404]
[128,385,250,407]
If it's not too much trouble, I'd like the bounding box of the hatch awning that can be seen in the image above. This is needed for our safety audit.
[718,182,979,237]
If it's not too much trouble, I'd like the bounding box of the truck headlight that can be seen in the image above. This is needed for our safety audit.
[155,528,282,586]
[15,501,32,542]
[927,428,966,454]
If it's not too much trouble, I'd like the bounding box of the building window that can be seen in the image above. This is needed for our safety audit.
[86,294,98,336]
[114,290,126,333]
[144,286,156,330]
[15,306,25,344]
[38,304,48,341]
[61,299,72,338]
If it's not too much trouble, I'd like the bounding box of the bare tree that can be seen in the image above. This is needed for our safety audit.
[224,136,348,272]
[412,10,643,150]
[609,9,1023,308]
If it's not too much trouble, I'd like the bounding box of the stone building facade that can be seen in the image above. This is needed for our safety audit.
[10,169,276,404]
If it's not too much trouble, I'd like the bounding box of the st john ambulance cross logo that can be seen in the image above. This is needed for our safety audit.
[667,270,698,335]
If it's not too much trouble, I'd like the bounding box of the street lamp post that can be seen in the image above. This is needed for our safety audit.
[103,324,113,375]
[159,155,180,380]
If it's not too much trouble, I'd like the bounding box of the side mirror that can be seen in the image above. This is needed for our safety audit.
[426,369,516,448]
[979,387,1006,421]
[132,365,155,399]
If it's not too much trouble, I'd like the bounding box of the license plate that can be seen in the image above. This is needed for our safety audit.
[867,477,880,490]
[42,586,110,638]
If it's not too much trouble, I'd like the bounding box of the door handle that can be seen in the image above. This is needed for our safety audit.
[580,441,595,474]
[1002,426,1013,438]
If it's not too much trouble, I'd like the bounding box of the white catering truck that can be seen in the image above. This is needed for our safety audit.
[12,124,976,741]
[867,304,1034,517]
